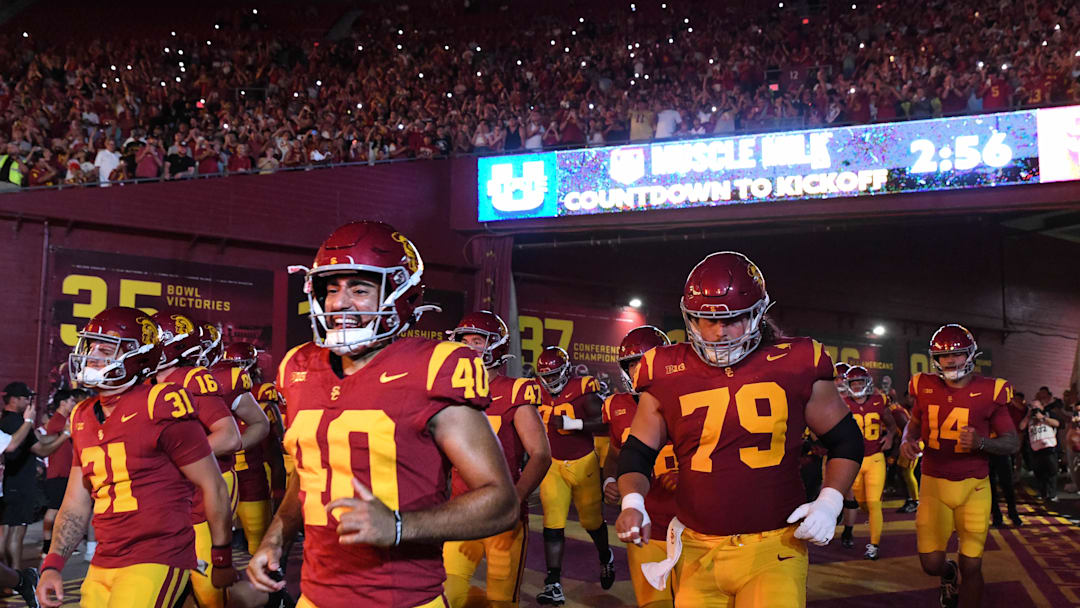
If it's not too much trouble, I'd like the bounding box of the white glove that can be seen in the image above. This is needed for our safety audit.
[561,415,583,431]
[786,486,844,546]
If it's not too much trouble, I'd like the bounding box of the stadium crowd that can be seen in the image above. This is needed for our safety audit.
[1,0,1078,188]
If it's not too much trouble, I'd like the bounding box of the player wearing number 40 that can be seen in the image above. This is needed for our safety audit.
[900,324,1018,608]
[247,221,519,608]
[614,251,864,608]
[37,307,238,608]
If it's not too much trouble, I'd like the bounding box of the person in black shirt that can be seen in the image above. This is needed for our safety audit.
[1,382,44,570]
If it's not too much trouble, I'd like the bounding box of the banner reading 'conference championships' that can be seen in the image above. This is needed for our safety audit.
[477,105,1080,222]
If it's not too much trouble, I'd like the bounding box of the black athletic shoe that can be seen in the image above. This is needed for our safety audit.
[537,582,566,605]
[265,588,295,608]
[840,529,854,549]
[600,548,616,590]
[897,499,919,513]
[15,568,38,608]
[939,559,959,608]
[864,543,879,560]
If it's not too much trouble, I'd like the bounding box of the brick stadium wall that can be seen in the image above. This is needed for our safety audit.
[0,161,476,395]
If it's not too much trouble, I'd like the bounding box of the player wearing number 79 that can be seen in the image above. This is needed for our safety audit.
[899,324,1018,608]
[247,221,518,608]
[614,251,863,607]
[37,307,236,608]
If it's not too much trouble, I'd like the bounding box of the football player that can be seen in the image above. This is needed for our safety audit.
[601,325,677,608]
[37,307,235,608]
[535,346,614,605]
[838,366,898,559]
[152,311,244,608]
[218,342,279,554]
[834,362,851,396]
[890,392,920,514]
[615,251,863,607]
[442,311,551,608]
[900,324,1018,608]
[247,221,518,608]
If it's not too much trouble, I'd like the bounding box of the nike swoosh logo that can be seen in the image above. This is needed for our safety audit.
[970,392,982,397]
[777,554,795,561]
[121,413,137,422]
[379,371,409,383]
[767,353,788,361]
[974,486,985,492]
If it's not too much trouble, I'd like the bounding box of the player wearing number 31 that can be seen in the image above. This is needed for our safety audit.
[615,251,863,608]
[899,324,1017,608]
[37,307,236,608]
[247,221,518,608]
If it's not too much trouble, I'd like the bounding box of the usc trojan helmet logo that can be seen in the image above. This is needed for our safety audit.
[391,232,420,273]
[746,262,765,290]
[172,314,195,336]
[137,316,159,345]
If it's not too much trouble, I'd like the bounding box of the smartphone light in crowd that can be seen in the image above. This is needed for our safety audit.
[398,124,404,130]
[358,45,364,51]
[214,24,220,30]
[21,31,28,38]
[476,46,481,51]
[1075,50,1080,57]
[661,3,667,8]
[851,4,856,9]
[579,17,584,22]
[668,38,674,44]
[1055,24,1061,31]
[101,83,107,89]
[1000,63,1008,71]
[644,74,650,80]
[207,40,212,46]
[1042,40,1047,46]
[581,61,587,67]
[551,39,556,46]
[859,43,865,49]
[198,99,206,107]
[977,61,984,68]
[802,18,809,24]
[684,18,689,23]
[396,44,402,50]
[316,80,323,86]
[769,83,779,91]
[171,31,176,36]
[889,55,895,62]
[630,3,636,11]
[240,90,246,96]
[126,65,132,70]
[476,71,482,77]
[589,103,595,110]
[709,58,714,64]
[293,92,299,97]
[164,47,170,53]
[688,28,693,32]
[711,105,717,112]
[446,93,452,98]
[223,123,230,130]
[418,72,424,78]
[160,81,166,86]
[572,30,577,36]
[564,47,570,52]
[849,87,856,94]
[517,59,522,65]
[252,9,257,14]
[397,29,403,35]
[442,45,448,50]
[357,103,363,108]
[628,298,643,309]
[872,325,886,336]
[178,49,183,55]
[174,76,181,82]
[779,1,784,6]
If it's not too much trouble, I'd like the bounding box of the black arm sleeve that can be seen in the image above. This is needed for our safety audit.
[617,435,660,478]
[818,413,864,465]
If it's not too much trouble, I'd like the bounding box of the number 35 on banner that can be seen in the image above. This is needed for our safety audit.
[519,316,574,366]
[59,274,162,346]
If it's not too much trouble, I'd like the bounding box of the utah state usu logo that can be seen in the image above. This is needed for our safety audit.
[477,153,558,221]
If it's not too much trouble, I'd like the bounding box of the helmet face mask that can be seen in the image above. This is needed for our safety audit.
[302,222,431,356]
[447,311,511,370]
[69,307,163,392]
[617,325,671,393]
[928,324,978,382]
[153,312,201,370]
[843,366,874,399]
[222,342,259,371]
[535,346,571,395]
[681,251,771,368]
[197,322,224,367]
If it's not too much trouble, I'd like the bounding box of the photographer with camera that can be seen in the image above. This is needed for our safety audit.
[1019,399,1060,502]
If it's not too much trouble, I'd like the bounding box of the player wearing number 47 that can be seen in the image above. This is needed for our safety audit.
[900,324,1018,608]
[37,307,237,608]
[247,221,519,608]
[615,251,863,608]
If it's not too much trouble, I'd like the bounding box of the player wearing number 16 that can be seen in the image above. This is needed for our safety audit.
[615,252,863,608]
[899,324,1017,608]
[247,221,518,608]
[37,307,235,608]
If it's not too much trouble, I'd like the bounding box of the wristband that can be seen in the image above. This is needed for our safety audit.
[210,545,232,568]
[562,416,584,431]
[603,476,617,488]
[393,509,403,546]
[42,553,66,573]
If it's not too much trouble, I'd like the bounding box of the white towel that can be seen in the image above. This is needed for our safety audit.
[641,516,686,591]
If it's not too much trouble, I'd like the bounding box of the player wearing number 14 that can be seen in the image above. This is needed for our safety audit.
[900,324,1018,608]
[37,307,236,608]
[247,221,518,608]
[615,252,863,608]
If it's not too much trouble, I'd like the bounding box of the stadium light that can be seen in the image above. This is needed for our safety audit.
[629,298,643,308]
[872,325,886,336]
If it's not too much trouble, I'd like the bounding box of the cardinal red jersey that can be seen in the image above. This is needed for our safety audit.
[604,392,677,541]
[451,375,541,497]
[889,403,911,431]
[277,338,491,608]
[237,383,282,501]
[634,338,835,536]
[44,411,74,478]
[908,373,1015,481]
[209,364,256,467]
[159,366,234,523]
[844,393,889,457]
[538,376,601,461]
[70,383,211,569]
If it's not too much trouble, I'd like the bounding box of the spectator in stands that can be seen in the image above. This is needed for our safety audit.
[227,142,255,172]
[523,111,545,150]
[654,98,683,139]
[134,137,164,179]
[93,139,120,187]
[628,99,655,142]
[257,146,280,173]
[165,142,195,179]
[195,138,221,176]
[0,143,28,189]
